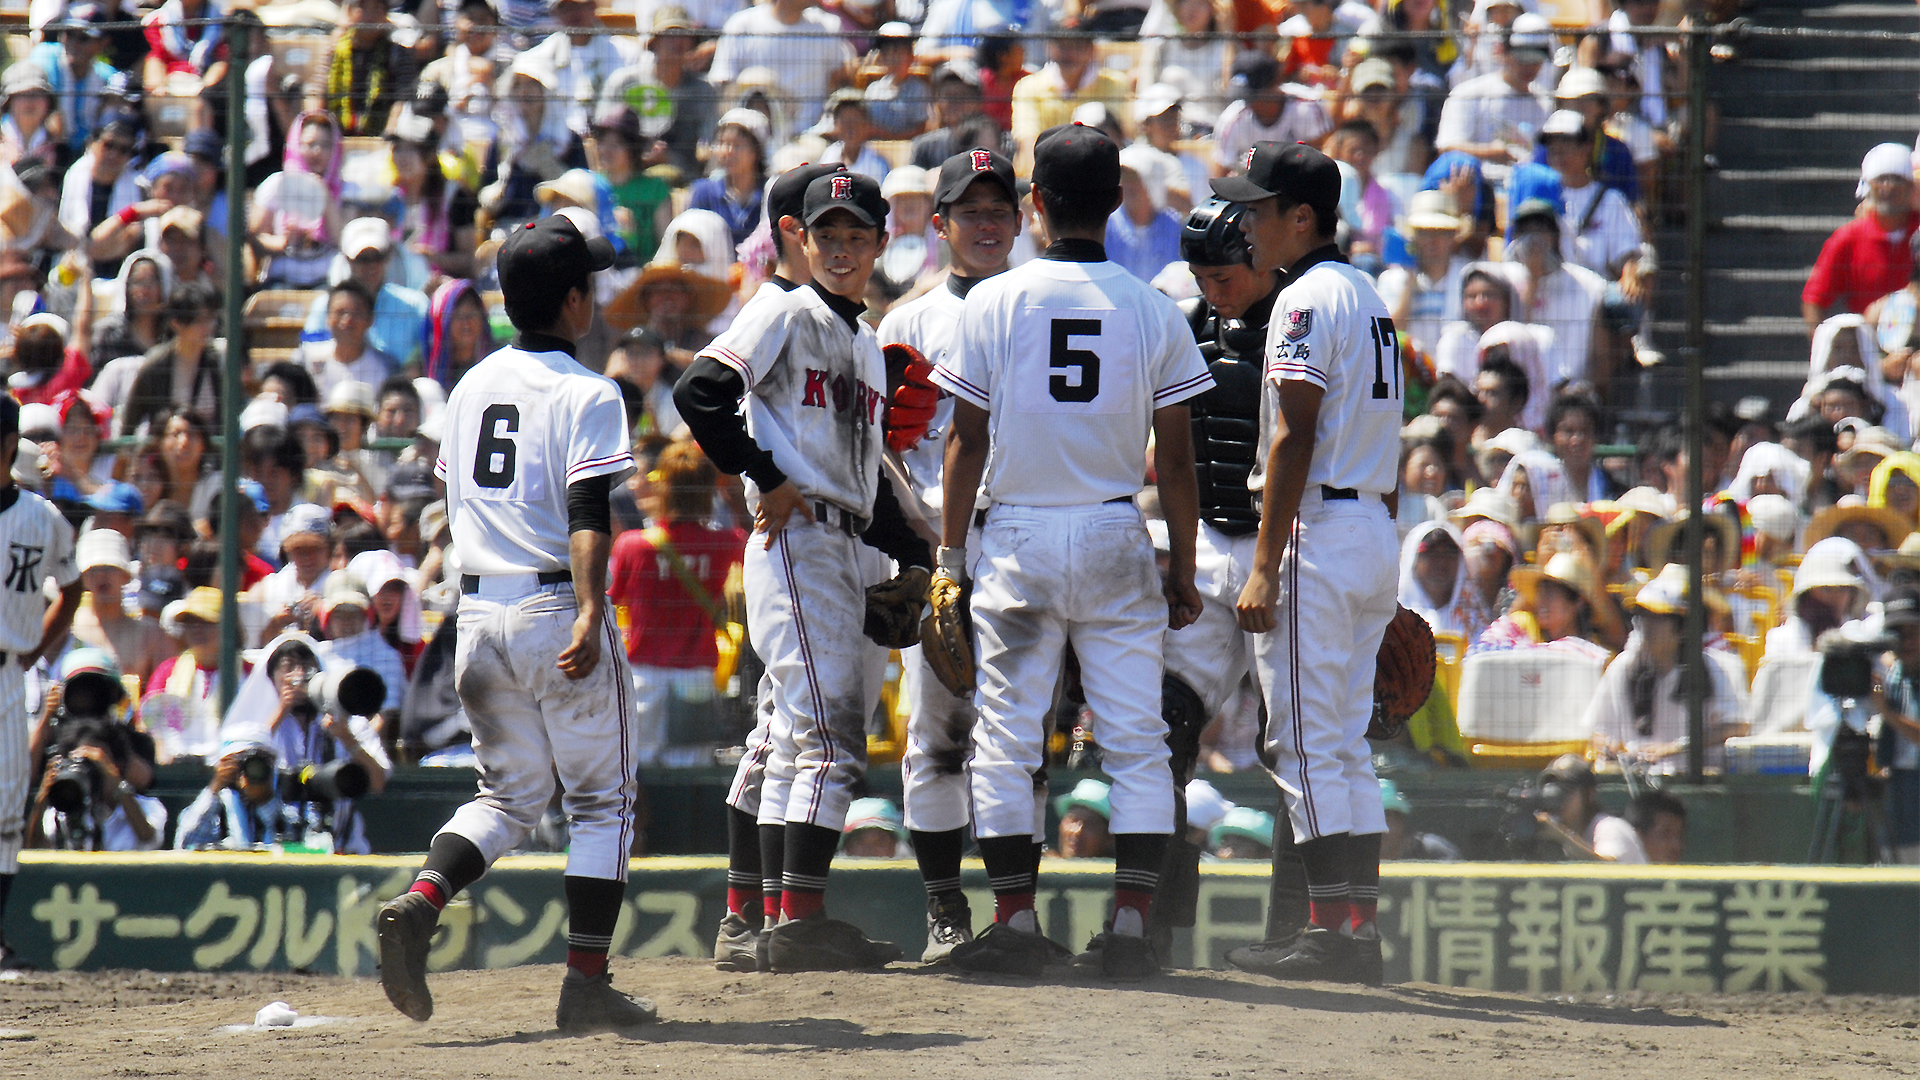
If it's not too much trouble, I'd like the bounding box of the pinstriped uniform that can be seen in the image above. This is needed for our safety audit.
[0,490,76,875]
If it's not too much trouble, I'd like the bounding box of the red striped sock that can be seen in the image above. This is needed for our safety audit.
[408,879,447,910]
[1114,889,1154,923]
[727,887,764,924]
[995,892,1035,924]
[567,949,609,978]
[1309,898,1350,930]
[781,890,825,921]
[1350,900,1377,932]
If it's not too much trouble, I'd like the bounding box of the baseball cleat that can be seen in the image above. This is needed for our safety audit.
[921,895,974,965]
[1350,933,1385,987]
[714,911,765,972]
[376,891,439,1021]
[1223,928,1304,977]
[948,921,1059,978]
[767,912,903,972]
[555,969,658,1033]
[1074,931,1158,982]
[1236,926,1356,983]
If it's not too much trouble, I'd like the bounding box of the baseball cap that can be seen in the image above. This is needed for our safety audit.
[61,645,122,685]
[1209,141,1342,210]
[52,1,106,37]
[1351,58,1394,94]
[880,165,931,200]
[1555,66,1608,101]
[1032,122,1121,197]
[137,571,185,616]
[1210,806,1275,848]
[341,217,393,260]
[1402,189,1461,232]
[801,170,887,228]
[1053,777,1112,821]
[1540,109,1587,140]
[497,212,616,303]
[87,482,144,516]
[842,796,904,836]
[325,380,379,420]
[238,396,288,432]
[648,4,693,32]
[1858,142,1915,197]
[875,19,913,41]
[282,502,332,543]
[1132,81,1183,125]
[1379,778,1412,816]
[934,147,1017,209]
[1507,12,1553,58]
[77,528,134,575]
[1510,196,1562,229]
[591,105,644,145]
[1229,53,1280,95]
[534,168,600,209]
[769,163,848,228]
[183,128,224,162]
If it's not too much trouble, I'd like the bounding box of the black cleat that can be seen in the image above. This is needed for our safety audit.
[1223,927,1306,978]
[556,969,658,1033]
[1236,926,1356,983]
[1074,931,1158,982]
[949,921,1060,977]
[376,892,438,1021]
[921,895,974,965]
[767,913,903,972]
[1350,933,1384,986]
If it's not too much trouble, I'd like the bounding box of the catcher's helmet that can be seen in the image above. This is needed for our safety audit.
[1180,199,1254,268]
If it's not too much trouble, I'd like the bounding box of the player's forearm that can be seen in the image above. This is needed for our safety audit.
[939,405,990,552]
[1252,429,1314,575]
[1151,406,1201,580]
[32,583,83,665]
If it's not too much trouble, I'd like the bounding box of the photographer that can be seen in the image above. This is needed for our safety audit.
[174,742,283,850]
[27,648,164,851]
[1531,754,1648,863]
[1871,587,1920,864]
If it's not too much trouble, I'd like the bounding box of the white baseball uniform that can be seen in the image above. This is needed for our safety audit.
[933,252,1212,840]
[700,283,892,834]
[1249,249,1403,842]
[432,336,640,882]
[0,488,77,874]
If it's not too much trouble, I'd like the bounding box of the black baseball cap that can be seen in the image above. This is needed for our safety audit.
[1209,141,1342,210]
[497,212,615,302]
[1032,122,1120,197]
[1229,53,1280,94]
[934,147,1017,209]
[802,170,888,228]
[770,162,847,227]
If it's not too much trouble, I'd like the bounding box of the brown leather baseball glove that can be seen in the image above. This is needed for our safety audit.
[920,569,974,696]
[864,566,931,649]
[1370,603,1437,740]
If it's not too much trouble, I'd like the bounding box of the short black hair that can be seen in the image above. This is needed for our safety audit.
[336,518,387,560]
[978,33,1021,70]
[1625,789,1687,833]
[1705,399,1743,442]
[328,279,376,315]
[258,362,320,407]
[241,424,304,477]
[1546,388,1602,439]
[0,394,19,437]
[1426,373,1482,424]
[1782,412,1839,455]
[504,267,590,334]
[1034,182,1119,235]
[1274,198,1340,243]
[1479,353,1530,407]
[377,373,421,409]
[268,640,320,678]
[166,280,218,326]
[1331,118,1380,147]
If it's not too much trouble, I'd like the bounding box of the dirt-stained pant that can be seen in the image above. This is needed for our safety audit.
[440,580,640,882]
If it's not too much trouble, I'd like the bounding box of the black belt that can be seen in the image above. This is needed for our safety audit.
[974,495,1132,527]
[1320,486,1358,501]
[1106,495,1135,505]
[460,570,572,594]
[812,501,864,537]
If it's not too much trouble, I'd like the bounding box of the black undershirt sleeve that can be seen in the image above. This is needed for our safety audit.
[860,469,932,570]
[566,474,613,535]
[673,358,790,491]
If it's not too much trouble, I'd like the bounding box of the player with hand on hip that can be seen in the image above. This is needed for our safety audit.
[0,396,82,970]
[1215,143,1403,986]
[377,208,656,1033]
[876,147,1022,965]
[676,170,932,972]
[933,123,1212,981]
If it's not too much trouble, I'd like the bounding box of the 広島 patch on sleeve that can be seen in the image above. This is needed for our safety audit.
[1282,308,1312,342]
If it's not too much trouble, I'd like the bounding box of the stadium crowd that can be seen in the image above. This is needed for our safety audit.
[0,0,1899,876]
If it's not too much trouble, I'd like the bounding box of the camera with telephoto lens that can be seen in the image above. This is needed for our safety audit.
[45,752,103,816]
[233,747,276,789]
[272,666,384,804]
[1818,631,1894,701]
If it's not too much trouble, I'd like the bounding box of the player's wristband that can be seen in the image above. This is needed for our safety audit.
[936,545,967,581]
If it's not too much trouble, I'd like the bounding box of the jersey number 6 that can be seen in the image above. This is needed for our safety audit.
[1050,318,1102,403]
[1369,316,1401,401]
[474,403,520,488]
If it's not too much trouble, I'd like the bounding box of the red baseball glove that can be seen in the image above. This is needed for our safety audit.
[1370,603,1437,740]
[883,342,940,454]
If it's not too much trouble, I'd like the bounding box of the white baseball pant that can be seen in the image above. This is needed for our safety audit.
[1251,492,1399,841]
[1161,522,1262,719]
[0,663,25,874]
[441,580,641,882]
[899,522,982,835]
[969,502,1173,839]
[725,671,777,817]
[742,518,890,832]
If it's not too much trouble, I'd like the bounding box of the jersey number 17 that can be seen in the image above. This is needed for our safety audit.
[1368,317,1401,401]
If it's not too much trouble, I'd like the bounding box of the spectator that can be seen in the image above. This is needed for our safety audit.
[1505,198,1605,390]
[292,402,375,509]
[1325,119,1395,262]
[821,90,890,183]
[0,64,56,170]
[389,118,479,281]
[863,22,930,139]
[1379,779,1461,860]
[322,382,379,497]
[608,441,745,766]
[1470,350,1531,448]
[418,0,503,153]
[1534,753,1646,862]
[315,583,408,721]
[1379,190,1470,365]
[605,8,719,183]
[1139,0,1231,123]
[1765,536,1870,659]
[919,0,1052,55]
[1585,564,1747,773]
[909,65,993,171]
[1545,66,1639,202]
[1426,373,1483,487]
[30,665,164,851]
[590,107,672,263]
[1804,143,1919,335]
[1473,549,1612,658]
[1009,16,1129,155]
[1208,806,1275,860]
[143,585,225,762]
[298,280,399,401]
[255,503,334,642]
[349,549,425,674]
[242,424,309,565]
[709,0,855,130]
[1549,389,1618,501]
[603,328,683,436]
[141,0,229,102]
[300,218,431,370]
[1106,152,1182,283]
[1400,418,1455,500]
[1794,313,1910,442]
[1128,86,1202,216]
[172,741,282,849]
[1052,778,1113,858]
[1540,109,1645,291]
[1874,585,1920,863]
[1608,0,1670,129]
[29,2,115,157]
[9,312,92,409]
[51,389,112,500]
[324,0,419,136]
[840,797,905,857]
[1398,519,1470,638]
[1276,0,1367,89]
[1496,446,1571,525]
[425,278,496,388]
[360,375,424,491]
[69,529,176,687]
[528,0,641,135]
[1454,507,1522,644]
[973,34,1024,132]
[1212,54,1332,176]
[1434,263,1517,383]
[1624,788,1687,865]
[1434,12,1552,168]
[250,111,346,289]
[92,249,173,377]
[58,114,142,280]
[120,282,223,440]
[689,108,768,249]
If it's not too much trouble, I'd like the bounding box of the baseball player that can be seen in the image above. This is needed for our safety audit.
[699,160,849,973]
[377,209,655,1032]
[1216,143,1402,985]
[676,169,932,972]
[1151,199,1310,960]
[0,396,81,969]
[932,123,1211,980]
[876,147,1021,963]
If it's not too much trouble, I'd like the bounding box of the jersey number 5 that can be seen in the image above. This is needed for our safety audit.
[474,403,520,488]
[1369,316,1401,401]
[1050,318,1101,403]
